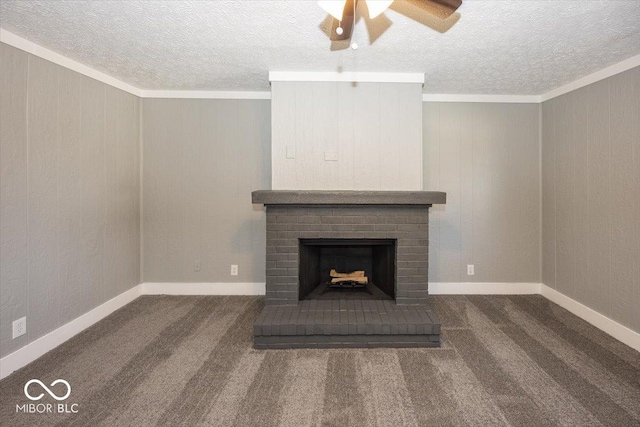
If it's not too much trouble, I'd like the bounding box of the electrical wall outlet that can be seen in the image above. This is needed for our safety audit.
[231,264,238,276]
[194,261,201,272]
[286,145,296,159]
[467,264,475,276]
[12,317,26,339]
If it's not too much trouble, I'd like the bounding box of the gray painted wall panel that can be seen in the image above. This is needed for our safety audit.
[241,101,271,281]
[634,67,640,332]
[635,67,640,333]
[141,99,167,281]
[0,43,141,357]
[201,100,218,278]
[541,66,640,332]
[58,67,84,324]
[104,85,119,301]
[28,56,61,342]
[610,69,638,332]
[424,102,541,283]
[0,43,29,353]
[571,88,591,309]
[541,100,556,289]
[180,100,202,283]
[142,99,270,284]
[554,94,575,299]
[116,92,140,296]
[81,75,107,308]
[586,80,612,317]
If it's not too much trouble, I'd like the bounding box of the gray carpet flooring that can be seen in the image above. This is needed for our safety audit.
[1,295,639,426]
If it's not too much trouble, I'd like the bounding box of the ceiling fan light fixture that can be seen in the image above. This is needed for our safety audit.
[366,0,394,18]
[318,0,347,21]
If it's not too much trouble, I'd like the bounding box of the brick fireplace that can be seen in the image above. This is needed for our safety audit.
[252,190,446,349]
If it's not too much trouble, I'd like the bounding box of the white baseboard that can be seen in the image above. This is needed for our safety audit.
[429,282,541,295]
[540,285,640,352]
[0,284,143,380]
[142,282,539,296]
[142,282,266,295]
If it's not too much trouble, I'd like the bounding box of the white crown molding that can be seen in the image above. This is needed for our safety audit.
[539,54,640,102]
[423,55,640,104]
[142,282,266,295]
[0,29,271,100]
[429,282,541,294]
[141,90,271,100]
[540,285,640,352]
[0,28,143,97]
[422,94,541,103]
[2,28,638,103]
[269,71,425,84]
[0,284,142,380]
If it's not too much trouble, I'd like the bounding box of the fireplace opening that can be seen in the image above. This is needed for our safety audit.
[299,239,396,300]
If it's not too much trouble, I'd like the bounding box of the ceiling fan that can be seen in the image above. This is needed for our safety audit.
[319,0,462,46]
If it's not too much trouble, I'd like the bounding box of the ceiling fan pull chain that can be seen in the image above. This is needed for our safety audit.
[351,0,358,49]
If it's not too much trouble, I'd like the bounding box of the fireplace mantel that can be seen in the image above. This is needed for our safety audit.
[252,190,446,206]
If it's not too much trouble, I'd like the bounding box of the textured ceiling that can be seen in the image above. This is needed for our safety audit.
[1,0,639,94]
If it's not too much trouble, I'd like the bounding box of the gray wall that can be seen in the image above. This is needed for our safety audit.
[143,98,541,286]
[142,99,270,283]
[271,82,423,191]
[541,66,640,333]
[0,43,141,357]
[424,103,541,283]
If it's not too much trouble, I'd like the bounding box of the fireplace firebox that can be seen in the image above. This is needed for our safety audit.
[299,239,396,300]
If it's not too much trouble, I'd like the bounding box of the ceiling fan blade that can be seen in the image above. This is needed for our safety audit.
[414,0,462,20]
[331,0,355,41]
[318,0,348,20]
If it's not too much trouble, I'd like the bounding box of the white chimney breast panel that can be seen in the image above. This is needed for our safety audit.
[271,81,423,190]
